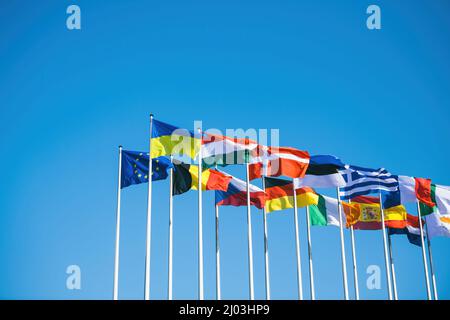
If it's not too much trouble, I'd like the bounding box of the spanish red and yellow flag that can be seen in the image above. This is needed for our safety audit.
[264,177,318,213]
[349,195,408,230]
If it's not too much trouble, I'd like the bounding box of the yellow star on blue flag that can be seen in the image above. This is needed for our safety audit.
[121,150,173,189]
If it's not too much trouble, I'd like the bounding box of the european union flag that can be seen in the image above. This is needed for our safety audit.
[121,150,173,189]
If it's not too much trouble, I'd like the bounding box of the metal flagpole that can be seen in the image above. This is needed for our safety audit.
[348,199,360,300]
[417,201,432,300]
[168,156,174,300]
[144,114,154,300]
[349,225,360,300]
[197,128,204,300]
[262,176,271,300]
[336,187,349,300]
[387,233,398,300]
[215,165,221,301]
[292,182,303,300]
[113,146,123,300]
[305,205,315,300]
[245,163,255,300]
[215,202,221,300]
[425,222,438,300]
[378,192,393,300]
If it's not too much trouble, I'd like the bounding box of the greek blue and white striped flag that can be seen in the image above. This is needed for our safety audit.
[338,165,399,200]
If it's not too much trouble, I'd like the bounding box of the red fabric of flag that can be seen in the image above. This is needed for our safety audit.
[415,178,436,208]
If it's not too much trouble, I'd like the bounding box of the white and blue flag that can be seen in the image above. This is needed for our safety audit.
[339,165,399,200]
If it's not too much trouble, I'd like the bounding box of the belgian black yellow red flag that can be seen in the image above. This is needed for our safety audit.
[172,162,232,196]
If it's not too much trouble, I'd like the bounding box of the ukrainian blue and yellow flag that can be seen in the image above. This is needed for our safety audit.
[151,119,200,160]
[121,150,173,189]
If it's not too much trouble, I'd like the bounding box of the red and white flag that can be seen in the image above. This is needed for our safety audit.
[249,146,310,180]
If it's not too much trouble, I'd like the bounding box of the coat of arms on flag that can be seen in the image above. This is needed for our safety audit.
[360,204,381,222]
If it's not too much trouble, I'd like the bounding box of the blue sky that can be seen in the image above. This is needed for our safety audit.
[1,0,450,300]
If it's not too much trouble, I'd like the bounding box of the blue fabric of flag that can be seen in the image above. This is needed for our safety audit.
[121,150,173,189]
[339,165,399,200]
[388,227,421,247]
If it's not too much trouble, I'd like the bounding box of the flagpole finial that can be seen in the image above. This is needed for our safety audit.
[150,113,154,118]
[118,145,123,149]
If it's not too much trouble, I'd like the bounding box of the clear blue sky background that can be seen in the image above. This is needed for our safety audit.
[1,0,449,300]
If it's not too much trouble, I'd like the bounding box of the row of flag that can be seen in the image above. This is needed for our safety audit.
[114,117,449,300]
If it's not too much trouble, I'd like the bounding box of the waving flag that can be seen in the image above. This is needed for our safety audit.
[309,194,359,227]
[121,150,173,189]
[415,178,436,208]
[349,196,407,230]
[416,178,438,216]
[172,162,232,195]
[201,133,258,167]
[398,176,434,214]
[294,155,346,188]
[398,175,417,203]
[151,118,200,160]
[388,214,422,247]
[398,176,450,216]
[215,173,266,209]
[425,209,450,239]
[339,166,399,200]
[435,185,450,214]
[264,177,318,213]
[249,146,310,180]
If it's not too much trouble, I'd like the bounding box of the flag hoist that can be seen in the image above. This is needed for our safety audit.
[119,148,173,300]
[122,117,450,301]
[349,193,423,300]
[262,174,271,300]
[264,177,318,299]
[416,200,432,300]
[348,199,360,300]
[214,168,266,301]
[145,116,200,300]
[293,154,349,300]
[170,158,232,301]
[215,178,222,301]
[398,175,445,300]
[168,156,174,300]
[305,203,315,300]
[203,133,264,300]
[294,154,348,300]
[338,165,398,300]
[425,221,438,300]
[245,158,255,300]
[379,192,393,300]
[336,187,349,300]
[387,232,398,300]
[113,146,123,301]
[145,115,154,300]
[252,146,310,300]
[292,181,303,300]
[214,164,223,301]
[197,128,204,300]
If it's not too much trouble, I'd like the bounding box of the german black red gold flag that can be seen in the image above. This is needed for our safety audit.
[264,177,318,213]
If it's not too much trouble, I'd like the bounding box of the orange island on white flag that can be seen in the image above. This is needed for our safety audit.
[426,209,450,239]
